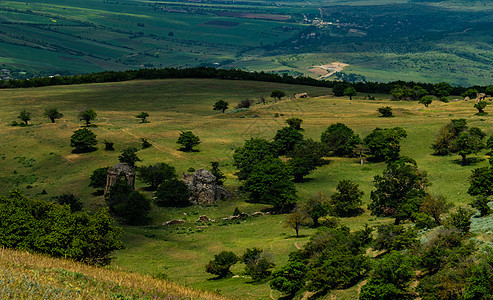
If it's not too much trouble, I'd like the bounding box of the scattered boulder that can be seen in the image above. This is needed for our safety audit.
[182,168,232,205]
[252,212,264,217]
[464,96,470,101]
[197,215,215,223]
[163,219,185,226]
[294,93,308,99]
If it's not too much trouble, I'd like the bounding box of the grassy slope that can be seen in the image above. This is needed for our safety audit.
[0,247,227,299]
[1,78,492,299]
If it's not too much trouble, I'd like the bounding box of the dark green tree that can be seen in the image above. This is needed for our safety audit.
[54,193,83,213]
[270,262,307,296]
[412,85,428,100]
[285,117,303,130]
[431,119,468,155]
[378,106,393,117]
[321,123,360,156]
[270,90,286,101]
[78,108,97,126]
[103,140,114,151]
[373,224,418,252]
[344,86,357,100]
[136,112,149,123]
[462,88,478,99]
[155,178,191,207]
[301,193,330,227]
[474,101,488,114]
[213,100,229,113]
[233,138,276,180]
[359,251,415,300]
[419,96,433,107]
[471,196,491,217]
[287,139,326,182]
[468,166,493,197]
[18,110,31,125]
[89,166,109,194]
[138,163,176,190]
[177,131,200,152]
[70,128,97,153]
[44,108,63,123]
[205,251,239,278]
[450,127,486,165]
[433,82,453,98]
[330,179,364,217]
[244,158,297,212]
[273,126,304,155]
[210,161,226,185]
[369,157,429,224]
[364,127,407,162]
[241,248,275,282]
[141,138,152,149]
[118,148,141,167]
[332,83,349,97]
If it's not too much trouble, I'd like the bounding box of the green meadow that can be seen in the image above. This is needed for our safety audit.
[1,78,492,298]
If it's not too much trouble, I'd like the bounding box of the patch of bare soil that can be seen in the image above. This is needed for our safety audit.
[308,62,349,78]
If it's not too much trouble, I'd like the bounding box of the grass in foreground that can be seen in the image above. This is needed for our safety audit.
[0,246,227,300]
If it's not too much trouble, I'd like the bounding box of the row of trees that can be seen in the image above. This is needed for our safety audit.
[2,67,491,97]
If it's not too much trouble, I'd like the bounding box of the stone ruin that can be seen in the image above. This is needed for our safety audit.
[182,168,231,204]
[104,163,136,194]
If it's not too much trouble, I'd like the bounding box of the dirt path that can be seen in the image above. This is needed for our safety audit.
[294,242,301,250]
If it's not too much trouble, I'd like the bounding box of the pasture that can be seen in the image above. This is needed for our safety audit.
[0,78,492,298]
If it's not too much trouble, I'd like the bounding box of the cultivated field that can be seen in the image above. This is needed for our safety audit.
[1,78,492,298]
[0,0,492,85]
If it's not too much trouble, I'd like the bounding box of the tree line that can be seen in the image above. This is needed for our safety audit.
[0,67,490,96]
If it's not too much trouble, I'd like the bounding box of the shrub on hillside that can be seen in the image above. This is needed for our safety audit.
[0,190,123,266]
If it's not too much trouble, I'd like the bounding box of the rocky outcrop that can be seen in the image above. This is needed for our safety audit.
[475,93,486,102]
[163,219,185,226]
[104,163,135,194]
[182,168,232,204]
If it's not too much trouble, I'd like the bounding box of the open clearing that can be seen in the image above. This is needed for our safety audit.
[308,62,349,78]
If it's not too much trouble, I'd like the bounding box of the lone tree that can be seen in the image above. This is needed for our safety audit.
[271,90,286,101]
[205,251,238,278]
[18,110,31,125]
[285,207,310,237]
[213,100,229,113]
[321,123,360,156]
[450,127,486,166]
[419,96,433,107]
[241,248,275,282]
[118,148,141,167]
[364,127,407,162]
[301,192,330,227]
[431,119,468,155]
[287,139,326,182]
[474,101,488,115]
[136,112,149,123]
[70,128,97,153]
[378,106,393,117]
[244,158,297,212]
[344,86,357,100]
[79,108,97,126]
[44,108,63,123]
[177,131,200,152]
[330,179,364,217]
[369,157,429,224]
[285,117,303,130]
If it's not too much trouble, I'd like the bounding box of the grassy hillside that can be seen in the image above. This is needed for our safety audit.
[0,246,227,299]
[0,0,492,85]
[1,78,492,299]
